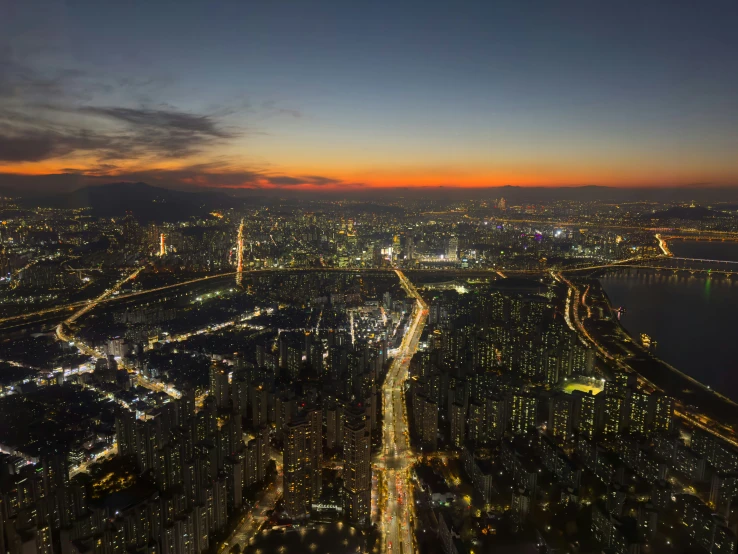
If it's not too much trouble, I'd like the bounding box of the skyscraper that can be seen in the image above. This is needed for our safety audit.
[232,374,249,418]
[250,382,268,429]
[510,393,537,435]
[209,364,230,409]
[627,389,651,435]
[283,408,322,519]
[415,394,438,450]
[446,236,459,261]
[245,426,269,487]
[571,389,600,439]
[651,393,675,433]
[405,235,414,261]
[449,401,466,448]
[41,452,69,497]
[602,394,626,436]
[549,393,574,444]
[283,419,312,518]
[307,407,323,500]
[342,415,371,526]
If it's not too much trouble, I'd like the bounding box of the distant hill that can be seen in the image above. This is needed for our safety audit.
[0,185,21,198]
[10,181,738,214]
[343,202,406,215]
[643,205,727,221]
[21,182,233,222]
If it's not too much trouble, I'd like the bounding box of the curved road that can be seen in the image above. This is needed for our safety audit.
[557,270,738,450]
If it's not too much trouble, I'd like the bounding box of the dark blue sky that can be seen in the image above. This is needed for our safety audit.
[2,0,738,190]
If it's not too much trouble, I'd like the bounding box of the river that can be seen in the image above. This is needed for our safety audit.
[600,241,738,401]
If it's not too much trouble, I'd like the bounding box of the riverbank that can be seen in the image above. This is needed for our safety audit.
[582,275,738,429]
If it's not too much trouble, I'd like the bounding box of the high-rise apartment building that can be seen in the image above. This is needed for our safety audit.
[602,394,626,436]
[627,389,651,435]
[510,393,537,435]
[342,415,371,526]
[449,401,466,448]
[651,393,675,433]
[571,390,600,439]
[209,364,230,409]
[283,419,312,518]
[549,393,574,444]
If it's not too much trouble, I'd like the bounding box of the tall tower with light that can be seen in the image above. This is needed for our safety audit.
[236,219,245,286]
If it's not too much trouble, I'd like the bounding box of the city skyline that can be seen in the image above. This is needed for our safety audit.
[3,0,738,192]
[4,4,738,554]
[3,190,738,554]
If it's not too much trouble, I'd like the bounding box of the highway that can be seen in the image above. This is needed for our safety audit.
[56,265,146,347]
[0,260,669,329]
[378,270,427,554]
[656,233,672,256]
[0,267,379,326]
[55,265,199,402]
[0,270,237,326]
[557,270,738,450]
[2,227,733,327]
[50,278,284,554]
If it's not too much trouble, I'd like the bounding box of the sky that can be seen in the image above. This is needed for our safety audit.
[1,0,738,193]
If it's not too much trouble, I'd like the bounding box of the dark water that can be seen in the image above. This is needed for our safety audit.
[600,241,738,400]
[669,240,738,262]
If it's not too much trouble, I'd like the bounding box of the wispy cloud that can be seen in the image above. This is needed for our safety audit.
[79,106,238,158]
[81,106,234,139]
[0,164,363,193]
[0,125,108,162]
[261,100,302,119]
[0,43,237,164]
[0,104,238,162]
[0,133,57,162]
[266,175,343,186]
[0,48,343,192]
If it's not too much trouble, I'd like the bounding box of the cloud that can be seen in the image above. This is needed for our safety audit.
[78,106,238,159]
[0,134,55,162]
[0,59,351,191]
[0,126,108,162]
[0,49,239,163]
[0,50,330,192]
[0,57,64,100]
[266,175,345,186]
[276,107,302,118]
[59,163,120,175]
[0,53,105,103]
[0,103,238,163]
[261,100,302,119]
[82,106,234,140]
[266,176,305,186]
[138,166,358,189]
[0,165,362,193]
[302,175,343,186]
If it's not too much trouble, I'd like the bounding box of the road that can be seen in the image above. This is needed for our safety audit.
[55,265,197,403]
[0,268,369,326]
[655,233,672,256]
[0,262,651,329]
[557,270,738,450]
[70,444,117,477]
[219,470,283,552]
[1,270,236,326]
[56,265,146,347]
[378,270,427,554]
